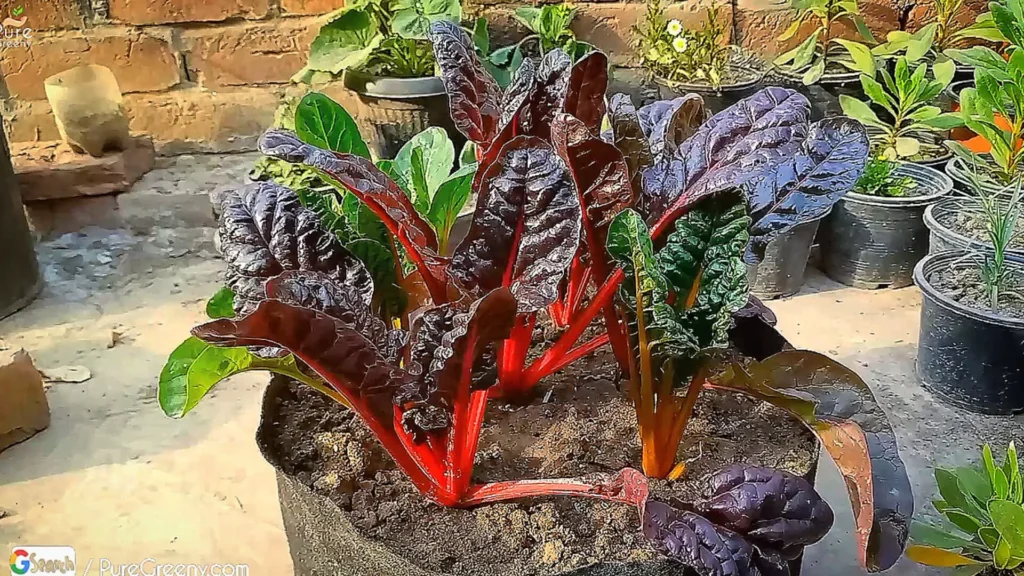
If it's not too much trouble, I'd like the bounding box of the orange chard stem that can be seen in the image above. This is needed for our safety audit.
[634,275,660,477]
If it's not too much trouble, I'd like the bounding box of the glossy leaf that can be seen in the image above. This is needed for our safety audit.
[551,112,634,252]
[608,93,653,195]
[427,163,477,252]
[643,501,759,576]
[564,51,609,134]
[393,127,456,213]
[448,136,582,313]
[306,8,382,74]
[910,521,986,552]
[218,181,373,316]
[205,287,236,319]
[706,349,915,572]
[991,500,1024,556]
[743,117,869,262]
[295,92,371,159]
[698,464,834,550]
[518,49,572,141]
[637,95,705,157]
[428,20,502,144]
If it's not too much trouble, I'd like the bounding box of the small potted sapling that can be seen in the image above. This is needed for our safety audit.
[916,172,1024,414]
[907,443,1024,574]
[632,0,765,114]
[772,0,876,118]
[821,44,958,288]
[292,0,464,158]
[159,23,915,575]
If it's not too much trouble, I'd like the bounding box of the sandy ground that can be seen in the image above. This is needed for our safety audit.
[1,153,1022,575]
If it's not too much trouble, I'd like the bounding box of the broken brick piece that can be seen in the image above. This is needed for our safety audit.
[0,349,51,453]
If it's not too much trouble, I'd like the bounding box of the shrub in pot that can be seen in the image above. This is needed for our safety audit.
[822,158,954,288]
[480,3,593,88]
[906,442,1024,573]
[293,0,466,158]
[158,24,914,575]
[771,0,875,118]
[914,182,1024,414]
[631,0,765,114]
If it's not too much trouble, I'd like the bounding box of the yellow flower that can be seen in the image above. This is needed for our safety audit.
[672,36,688,53]
[666,19,683,36]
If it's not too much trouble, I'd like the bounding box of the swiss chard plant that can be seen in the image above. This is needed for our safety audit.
[839,43,964,161]
[773,0,876,84]
[292,0,461,81]
[907,443,1024,574]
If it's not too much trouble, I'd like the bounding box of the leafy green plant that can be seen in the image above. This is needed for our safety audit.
[773,0,876,84]
[485,3,592,86]
[839,45,963,161]
[632,0,737,89]
[907,443,1024,574]
[293,0,461,81]
[955,0,1024,48]
[977,182,1023,308]
[854,158,918,197]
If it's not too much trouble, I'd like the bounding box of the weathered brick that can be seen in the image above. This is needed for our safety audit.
[123,87,284,154]
[183,19,319,89]
[0,349,49,453]
[13,137,156,201]
[906,0,989,42]
[0,31,180,101]
[0,0,83,30]
[280,0,345,15]
[108,0,269,25]
[4,100,61,143]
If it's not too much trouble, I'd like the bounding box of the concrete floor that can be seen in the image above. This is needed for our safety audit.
[1,154,1021,575]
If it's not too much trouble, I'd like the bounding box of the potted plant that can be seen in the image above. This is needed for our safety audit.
[159,23,915,575]
[906,442,1023,573]
[822,158,954,288]
[914,177,1024,414]
[292,0,465,158]
[632,0,765,114]
[772,0,875,118]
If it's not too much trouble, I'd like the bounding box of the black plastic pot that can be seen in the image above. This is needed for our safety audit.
[748,216,824,299]
[773,68,862,121]
[821,163,953,289]
[924,196,1024,256]
[655,64,764,115]
[342,71,464,160]
[257,376,817,575]
[914,250,1024,415]
[0,126,41,320]
[944,156,1022,196]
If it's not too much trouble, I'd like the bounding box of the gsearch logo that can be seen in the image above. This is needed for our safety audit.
[9,547,76,575]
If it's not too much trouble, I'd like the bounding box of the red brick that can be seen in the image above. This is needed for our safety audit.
[13,137,156,201]
[0,349,49,453]
[108,0,269,25]
[123,87,284,154]
[280,0,346,15]
[0,31,180,101]
[0,0,83,30]
[183,19,319,89]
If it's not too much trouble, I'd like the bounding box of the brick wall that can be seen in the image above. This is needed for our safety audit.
[0,0,987,154]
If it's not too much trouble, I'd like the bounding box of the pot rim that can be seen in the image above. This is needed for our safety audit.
[844,162,954,207]
[923,196,1024,255]
[943,78,973,104]
[654,62,766,93]
[913,249,1024,328]
[773,65,861,84]
[342,70,446,99]
[945,156,1023,193]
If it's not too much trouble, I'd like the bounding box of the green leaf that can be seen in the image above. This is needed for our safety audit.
[997,537,1014,569]
[392,0,461,39]
[1006,442,1022,503]
[916,112,965,130]
[393,127,456,214]
[778,18,804,42]
[991,500,1024,555]
[840,95,886,128]
[860,75,896,115]
[911,520,987,552]
[514,6,542,31]
[988,445,1012,500]
[427,163,476,252]
[945,510,984,535]
[472,17,490,54]
[947,46,1009,73]
[459,140,477,167]
[938,468,992,522]
[981,526,1002,548]
[835,39,875,76]
[346,238,403,317]
[895,137,921,158]
[956,465,996,505]
[802,55,826,85]
[905,23,936,62]
[307,8,382,74]
[933,58,956,88]
[853,14,876,43]
[205,287,236,319]
[295,93,371,159]
[776,30,818,69]
[158,337,310,418]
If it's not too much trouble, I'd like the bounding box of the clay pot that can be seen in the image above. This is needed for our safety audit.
[44,65,131,157]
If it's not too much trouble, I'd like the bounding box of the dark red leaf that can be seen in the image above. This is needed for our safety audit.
[643,501,759,576]
[518,49,572,141]
[638,94,705,157]
[608,93,652,195]
[259,129,449,300]
[449,136,582,313]
[551,113,634,252]
[428,20,502,145]
[218,181,373,316]
[697,464,834,550]
[743,118,869,262]
[564,51,609,134]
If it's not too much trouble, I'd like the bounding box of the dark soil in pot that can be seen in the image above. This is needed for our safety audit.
[770,66,862,121]
[342,70,464,160]
[924,196,1024,256]
[655,62,765,115]
[258,348,817,576]
[821,162,953,289]
[748,216,825,299]
[914,250,1024,415]
[945,156,1023,196]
